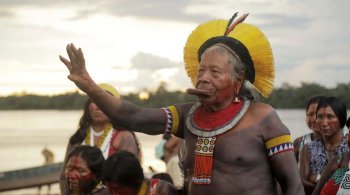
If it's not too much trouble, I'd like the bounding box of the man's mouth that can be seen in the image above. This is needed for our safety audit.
[186,88,214,98]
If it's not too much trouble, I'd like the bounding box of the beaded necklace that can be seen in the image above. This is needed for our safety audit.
[187,97,250,185]
[85,123,113,148]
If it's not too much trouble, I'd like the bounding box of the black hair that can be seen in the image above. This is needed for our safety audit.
[151,172,174,184]
[67,145,105,192]
[306,96,325,113]
[69,98,92,145]
[102,150,144,189]
[346,117,350,129]
[316,96,347,129]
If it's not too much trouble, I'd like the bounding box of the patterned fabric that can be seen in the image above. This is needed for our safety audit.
[307,137,349,174]
[333,167,349,184]
[297,133,313,167]
[192,136,217,184]
[299,133,313,156]
[321,179,342,195]
[265,135,294,157]
[321,167,349,195]
[320,154,346,195]
[150,179,159,195]
[337,160,350,195]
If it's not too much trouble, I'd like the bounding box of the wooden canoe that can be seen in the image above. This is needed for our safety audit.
[0,162,63,192]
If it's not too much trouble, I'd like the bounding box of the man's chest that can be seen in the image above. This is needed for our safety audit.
[183,126,266,170]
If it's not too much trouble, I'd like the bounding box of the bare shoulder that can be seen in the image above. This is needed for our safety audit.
[111,130,139,156]
[248,102,290,141]
[117,130,134,138]
[249,101,275,112]
[247,102,276,121]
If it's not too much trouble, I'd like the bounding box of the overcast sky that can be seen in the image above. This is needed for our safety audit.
[1,0,349,96]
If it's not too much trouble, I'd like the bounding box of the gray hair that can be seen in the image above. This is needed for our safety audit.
[201,44,244,82]
[200,44,261,101]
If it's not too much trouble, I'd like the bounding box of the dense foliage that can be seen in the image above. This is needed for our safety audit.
[0,82,349,110]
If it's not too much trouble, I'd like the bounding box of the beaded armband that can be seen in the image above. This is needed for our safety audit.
[265,135,293,157]
[161,106,179,135]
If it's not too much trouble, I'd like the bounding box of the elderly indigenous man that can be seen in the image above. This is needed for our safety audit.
[59,13,304,195]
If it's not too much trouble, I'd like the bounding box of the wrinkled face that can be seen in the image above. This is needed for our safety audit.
[89,102,110,124]
[316,106,341,137]
[306,103,319,132]
[196,52,236,106]
[65,155,95,194]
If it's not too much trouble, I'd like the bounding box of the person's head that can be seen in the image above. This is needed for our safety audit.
[316,96,347,137]
[184,14,275,105]
[102,150,144,195]
[196,44,245,105]
[69,83,120,145]
[151,172,174,184]
[65,145,105,194]
[85,83,120,126]
[305,96,324,132]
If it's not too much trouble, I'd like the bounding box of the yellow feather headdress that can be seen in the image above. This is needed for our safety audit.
[183,13,274,98]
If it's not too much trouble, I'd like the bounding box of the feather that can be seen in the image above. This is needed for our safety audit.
[226,13,249,35]
[224,12,238,36]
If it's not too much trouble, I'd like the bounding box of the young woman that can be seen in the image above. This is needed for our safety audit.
[312,117,350,195]
[300,96,348,194]
[293,96,323,163]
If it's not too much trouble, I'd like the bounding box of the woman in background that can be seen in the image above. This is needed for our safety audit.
[63,145,108,195]
[293,96,323,163]
[300,96,348,194]
[312,117,350,195]
[60,83,142,193]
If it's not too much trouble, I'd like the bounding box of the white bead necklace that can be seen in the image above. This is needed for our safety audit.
[92,127,104,137]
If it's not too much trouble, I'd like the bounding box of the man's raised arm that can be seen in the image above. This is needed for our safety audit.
[59,43,166,135]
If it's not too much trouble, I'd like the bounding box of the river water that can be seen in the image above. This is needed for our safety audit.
[0,109,309,194]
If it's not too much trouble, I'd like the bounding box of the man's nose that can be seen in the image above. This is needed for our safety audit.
[198,71,210,82]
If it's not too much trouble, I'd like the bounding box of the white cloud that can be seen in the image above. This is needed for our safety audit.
[0,0,349,96]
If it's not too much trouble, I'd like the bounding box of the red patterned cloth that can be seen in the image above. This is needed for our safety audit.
[320,179,339,195]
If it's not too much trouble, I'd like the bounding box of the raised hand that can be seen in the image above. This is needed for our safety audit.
[59,43,95,93]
